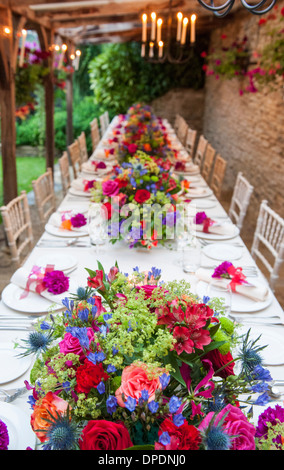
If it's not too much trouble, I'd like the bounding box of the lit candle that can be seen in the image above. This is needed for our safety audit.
[176,12,183,41]
[149,41,154,58]
[151,12,156,41]
[142,13,147,42]
[4,27,11,36]
[19,29,27,67]
[158,40,163,58]
[58,43,67,69]
[190,14,197,43]
[181,17,188,45]
[157,18,163,43]
[141,43,146,57]
[75,49,81,70]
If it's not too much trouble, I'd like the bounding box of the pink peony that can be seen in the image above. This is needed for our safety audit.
[102,180,119,197]
[198,404,256,450]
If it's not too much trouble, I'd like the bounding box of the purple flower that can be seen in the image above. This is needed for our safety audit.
[43,270,69,295]
[70,213,87,228]
[194,211,208,224]
[212,261,233,279]
[256,404,284,444]
[0,419,9,450]
[97,161,107,169]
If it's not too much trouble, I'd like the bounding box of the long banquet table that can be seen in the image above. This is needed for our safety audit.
[0,116,284,449]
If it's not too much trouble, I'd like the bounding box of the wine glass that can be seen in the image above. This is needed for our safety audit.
[87,203,108,253]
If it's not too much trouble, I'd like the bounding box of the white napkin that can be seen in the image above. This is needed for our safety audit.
[82,160,111,175]
[11,267,73,305]
[193,221,236,237]
[195,268,269,302]
[48,212,88,233]
[71,177,95,192]
[187,187,208,196]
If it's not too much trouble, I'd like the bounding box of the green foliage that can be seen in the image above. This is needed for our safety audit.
[88,41,207,115]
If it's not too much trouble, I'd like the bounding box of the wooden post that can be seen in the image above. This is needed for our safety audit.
[0,7,17,205]
[66,71,73,146]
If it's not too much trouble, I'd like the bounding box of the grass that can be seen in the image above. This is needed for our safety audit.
[0,155,47,210]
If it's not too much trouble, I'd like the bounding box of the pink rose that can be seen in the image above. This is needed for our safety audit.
[59,328,94,361]
[115,363,167,407]
[198,404,255,450]
[102,180,119,197]
[127,143,138,154]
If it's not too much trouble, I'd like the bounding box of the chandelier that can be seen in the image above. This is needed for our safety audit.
[140,1,197,64]
[196,0,276,17]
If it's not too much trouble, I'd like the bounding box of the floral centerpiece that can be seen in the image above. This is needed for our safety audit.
[18,261,281,450]
[90,151,183,249]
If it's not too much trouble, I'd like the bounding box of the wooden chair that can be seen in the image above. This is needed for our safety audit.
[90,118,100,152]
[99,111,109,137]
[59,151,71,195]
[0,191,33,267]
[201,143,216,182]
[184,128,197,159]
[68,140,82,179]
[194,135,208,168]
[251,200,284,291]
[210,154,227,199]
[174,114,182,134]
[32,168,56,226]
[228,172,253,231]
[77,131,89,163]
[176,116,188,146]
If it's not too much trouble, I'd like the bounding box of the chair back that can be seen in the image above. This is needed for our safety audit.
[210,154,227,198]
[77,131,88,163]
[59,151,71,195]
[174,114,182,133]
[0,191,33,267]
[251,200,284,290]
[90,118,100,152]
[176,116,188,146]
[194,135,208,167]
[184,128,197,159]
[228,172,253,230]
[201,144,216,182]
[68,140,81,179]
[32,167,56,225]
[99,111,109,137]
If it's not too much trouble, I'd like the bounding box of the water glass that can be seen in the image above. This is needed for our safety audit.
[206,279,232,316]
[182,244,201,273]
[87,203,108,251]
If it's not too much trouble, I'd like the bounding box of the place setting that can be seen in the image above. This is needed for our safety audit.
[0,401,36,450]
[68,177,97,197]
[81,158,114,177]
[190,210,240,240]
[44,210,89,238]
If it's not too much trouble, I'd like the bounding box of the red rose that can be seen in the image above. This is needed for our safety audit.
[87,270,105,290]
[79,420,133,450]
[103,202,112,220]
[134,189,151,204]
[204,348,235,379]
[155,417,201,450]
[75,359,109,395]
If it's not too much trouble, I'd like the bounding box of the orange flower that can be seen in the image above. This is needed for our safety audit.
[60,219,72,231]
[30,392,70,443]
[143,143,152,152]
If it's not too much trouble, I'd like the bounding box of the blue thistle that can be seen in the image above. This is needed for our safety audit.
[204,425,232,450]
[239,329,266,378]
[18,330,53,358]
[41,409,81,450]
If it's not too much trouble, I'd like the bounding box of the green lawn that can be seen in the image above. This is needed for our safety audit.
[0,156,47,209]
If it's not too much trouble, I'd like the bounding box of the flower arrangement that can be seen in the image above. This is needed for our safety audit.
[201,6,284,95]
[90,151,182,249]
[18,261,281,450]
[0,419,9,450]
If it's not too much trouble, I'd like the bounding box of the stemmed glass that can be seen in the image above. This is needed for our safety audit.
[87,203,108,253]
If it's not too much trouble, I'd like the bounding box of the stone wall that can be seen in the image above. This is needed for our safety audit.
[202,6,284,240]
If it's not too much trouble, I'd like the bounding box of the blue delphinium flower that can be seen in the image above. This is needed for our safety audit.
[97,381,105,394]
[173,413,185,427]
[65,326,90,350]
[125,396,136,412]
[169,396,181,414]
[159,373,170,390]
[148,401,159,413]
[78,308,89,322]
[159,432,171,446]
[106,395,118,414]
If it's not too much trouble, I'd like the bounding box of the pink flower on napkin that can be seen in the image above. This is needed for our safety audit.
[70,213,87,228]
[42,270,69,295]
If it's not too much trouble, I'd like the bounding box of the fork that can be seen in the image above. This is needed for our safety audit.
[231,315,284,326]
[0,387,28,402]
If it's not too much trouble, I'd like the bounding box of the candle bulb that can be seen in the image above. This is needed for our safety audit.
[149,41,154,58]
[150,12,156,41]
[75,49,81,70]
[176,12,183,42]
[142,13,147,42]
[19,29,27,67]
[190,14,197,43]
[157,18,163,43]
[181,17,188,45]
[141,43,146,57]
[59,43,67,69]
[158,40,163,58]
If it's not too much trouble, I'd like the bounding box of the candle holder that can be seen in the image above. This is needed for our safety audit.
[141,0,197,64]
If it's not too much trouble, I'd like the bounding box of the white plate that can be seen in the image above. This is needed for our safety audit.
[0,402,36,450]
[45,223,89,238]
[238,325,284,365]
[1,283,64,313]
[36,253,77,273]
[174,169,200,176]
[186,187,213,198]
[196,224,240,240]
[203,243,243,261]
[68,187,91,198]
[0,343,32,384]
[189,199,217,209]
[195,279,273,313]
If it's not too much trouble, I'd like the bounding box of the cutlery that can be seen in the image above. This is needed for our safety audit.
[268,385,284,400]
[37,238,90,248]
[198,239,244,247]
[0,387,28,403]
[231,315,284,326]
[0,325,34,331]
